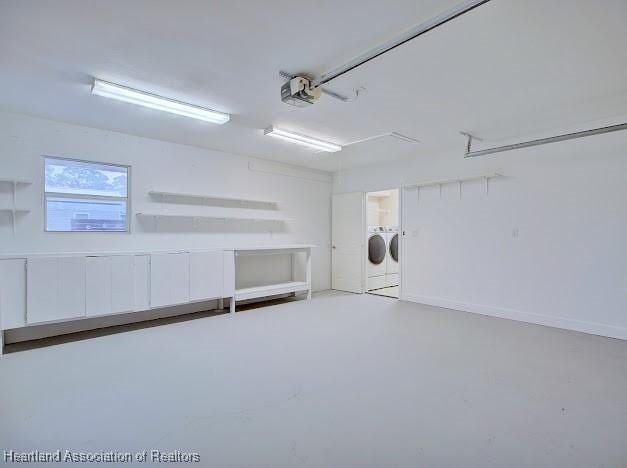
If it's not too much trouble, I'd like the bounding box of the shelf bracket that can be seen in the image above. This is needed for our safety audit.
[460,131,483,157]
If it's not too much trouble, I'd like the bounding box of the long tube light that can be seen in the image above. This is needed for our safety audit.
[264,126,342,152]
[91,79,230,124]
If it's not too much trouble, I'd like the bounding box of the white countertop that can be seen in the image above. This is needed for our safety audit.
[0,244,316,260]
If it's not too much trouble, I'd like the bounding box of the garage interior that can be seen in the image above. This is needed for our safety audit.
[1,1,626,466]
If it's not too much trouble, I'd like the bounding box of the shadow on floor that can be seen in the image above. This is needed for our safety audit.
[4,295,303,354]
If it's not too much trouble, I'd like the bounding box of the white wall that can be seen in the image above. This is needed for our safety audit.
[0,111,332,292]
[335,130,627,339]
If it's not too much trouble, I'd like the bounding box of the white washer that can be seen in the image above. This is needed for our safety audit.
[385,227,399,287]
[367,226,387,290]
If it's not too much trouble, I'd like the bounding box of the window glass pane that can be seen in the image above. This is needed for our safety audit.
[45,157,128,197]
[46,197,128,232]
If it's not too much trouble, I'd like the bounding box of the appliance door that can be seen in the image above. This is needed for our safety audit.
[368,234,386,265]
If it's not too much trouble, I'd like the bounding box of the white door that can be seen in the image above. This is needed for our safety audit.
[27,256,86,324]
[0,259,26,329]
[332,192,365,293]
[133,255,151,311]
[110,255,135,313]
[86,255,135,317]
[189,251,223,301]
[86,256,112,317]
[150,253,190,307]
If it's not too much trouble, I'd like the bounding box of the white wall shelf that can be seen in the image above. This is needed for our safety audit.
[0,178,33,186]
[148,191,278,207]
[135,212,290,222]
[0,208,31,213]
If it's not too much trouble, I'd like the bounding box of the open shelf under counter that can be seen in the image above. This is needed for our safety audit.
[230,244,313,313]
[234,281,310,301]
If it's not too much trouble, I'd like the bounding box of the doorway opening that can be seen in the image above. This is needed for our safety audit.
[366,189,399,298]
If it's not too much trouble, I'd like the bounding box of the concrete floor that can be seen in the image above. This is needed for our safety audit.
[1,291,627,467]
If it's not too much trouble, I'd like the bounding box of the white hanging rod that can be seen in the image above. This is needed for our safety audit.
[464,122,627,158]
[404,173,501,188]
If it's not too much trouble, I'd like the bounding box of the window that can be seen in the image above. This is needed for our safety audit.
[44,157,129,232]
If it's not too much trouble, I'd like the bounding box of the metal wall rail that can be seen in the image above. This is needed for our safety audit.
[312,0,491,88]
[464,122,627,158]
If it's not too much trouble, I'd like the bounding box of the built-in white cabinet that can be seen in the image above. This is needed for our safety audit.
[0,248,255,340]
[111,256,135,314]
[0,259,27,329]
[85,255,136,317]
[189,251,223,301]
[133,255,150,311]
[26,257,86,324]
[150,253,190,308]
[223,251,235,298]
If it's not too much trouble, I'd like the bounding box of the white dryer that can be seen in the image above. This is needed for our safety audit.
[367,226,387,290]
[385,227,399,287]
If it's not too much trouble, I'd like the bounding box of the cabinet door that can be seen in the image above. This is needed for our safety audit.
[150,253,190,307]
[27,257,86,324]
[169,253,190,305]
[111,256,134,313]
[133,255,150,311]
[189,251,223,301]
[86,257,112,317]
[0,259,26,329]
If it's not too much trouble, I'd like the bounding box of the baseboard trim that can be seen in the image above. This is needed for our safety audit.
[401,293,627,341]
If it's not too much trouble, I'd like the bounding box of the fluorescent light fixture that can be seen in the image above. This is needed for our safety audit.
[91,79,230,124]
[264,126,342,152]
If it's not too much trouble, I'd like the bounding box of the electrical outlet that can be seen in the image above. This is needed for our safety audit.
[412,230,419,237]
[512,227,519,238]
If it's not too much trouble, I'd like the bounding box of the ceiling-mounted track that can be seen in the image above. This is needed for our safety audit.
[311,0,492,88]
[463,122,627,158]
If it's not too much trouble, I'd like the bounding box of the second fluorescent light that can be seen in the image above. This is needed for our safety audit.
[264,126,342,152]
[91,79,230,124]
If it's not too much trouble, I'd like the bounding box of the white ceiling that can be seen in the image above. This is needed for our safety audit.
[1,0,626,172]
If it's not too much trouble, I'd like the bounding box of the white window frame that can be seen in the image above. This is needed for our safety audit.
[43,156,131,233]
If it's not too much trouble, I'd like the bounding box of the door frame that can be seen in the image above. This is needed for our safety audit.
[363,187,402,299]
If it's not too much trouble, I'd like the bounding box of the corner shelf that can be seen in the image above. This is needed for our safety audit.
[0,179,32,235]
[148,191,278,207]
[0,178,33,186]
[0,208,31,213]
